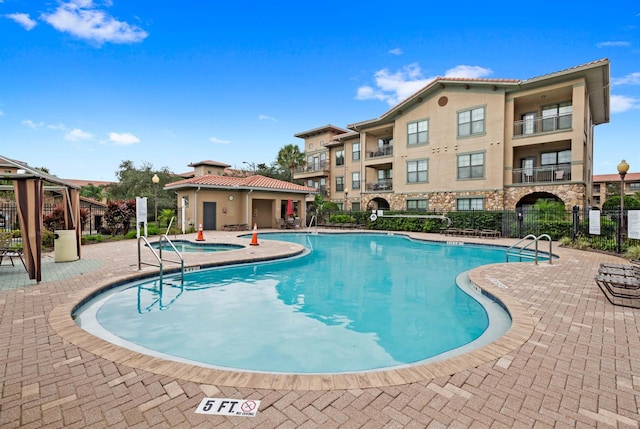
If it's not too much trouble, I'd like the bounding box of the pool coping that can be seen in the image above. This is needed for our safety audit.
[48,231,535,390]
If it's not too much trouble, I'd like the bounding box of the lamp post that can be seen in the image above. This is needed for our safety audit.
[243,161,256,174]
[617,160,629,253]
[344,188,349,212]
[152,173,160,225]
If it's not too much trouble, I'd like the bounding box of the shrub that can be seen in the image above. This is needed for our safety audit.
[329,214,355,224]
[624,245,640,261]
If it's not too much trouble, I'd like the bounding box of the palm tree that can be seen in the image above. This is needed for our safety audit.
[276,144,305,182]
[80,184,104,201]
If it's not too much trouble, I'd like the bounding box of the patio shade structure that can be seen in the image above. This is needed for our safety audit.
[1,156,82,282]
[13,178,44,281]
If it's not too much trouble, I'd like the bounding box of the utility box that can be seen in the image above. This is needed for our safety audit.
[54,230,78,262]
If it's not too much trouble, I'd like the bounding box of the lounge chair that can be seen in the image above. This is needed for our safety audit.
[595,274,640,299]
[0,233,27,270]
[598,263,640,278]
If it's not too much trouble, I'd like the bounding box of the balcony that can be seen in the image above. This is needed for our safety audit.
[365,179,393,192]
[366,145,393,159]
[513,114,572,137]
[295,160,329,174]
[512,165,571,184]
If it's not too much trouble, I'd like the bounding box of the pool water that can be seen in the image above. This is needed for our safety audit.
[76,233,511,374]
[149,240,243,253]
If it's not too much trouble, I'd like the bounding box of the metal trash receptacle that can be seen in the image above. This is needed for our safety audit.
[54,230,78,262]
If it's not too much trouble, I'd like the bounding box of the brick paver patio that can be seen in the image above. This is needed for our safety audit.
[1,230,639,428]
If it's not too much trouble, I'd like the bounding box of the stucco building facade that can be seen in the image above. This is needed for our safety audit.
[294,59,610,213]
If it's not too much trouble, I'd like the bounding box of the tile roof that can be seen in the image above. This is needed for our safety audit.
[165,174,317,193]
[593,172,640,182]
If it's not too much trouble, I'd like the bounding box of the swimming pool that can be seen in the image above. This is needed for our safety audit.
[75,233,512,374]
[149,240,244,253]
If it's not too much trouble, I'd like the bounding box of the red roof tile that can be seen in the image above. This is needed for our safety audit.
[165,174,317,193]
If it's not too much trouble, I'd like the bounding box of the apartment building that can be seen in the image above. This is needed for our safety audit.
[294,59,610,213]
[592,171,640,208]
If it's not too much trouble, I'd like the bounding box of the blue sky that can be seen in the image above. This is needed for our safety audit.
[1,1,639,182]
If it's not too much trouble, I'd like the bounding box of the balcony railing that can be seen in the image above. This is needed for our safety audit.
[366,179,393,191]
[513,114,572,137]
[512,165,571,184]
[295,161,328,173]
[366,145,393,159]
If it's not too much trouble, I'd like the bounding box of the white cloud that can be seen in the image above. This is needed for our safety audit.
[597,41,631,48]
[209,136,231,144]
[610,94,639,113]
[444,65,493,79]
[47,123,68,131]
[356,63,493,106]
[22,119,45,129]
[65,128,93,141]
[258,114,277,122]
[109,132,140,145]
[388,48,402,56]
[0,110,4,116]
[41,0,148,45]
[612,72,640,86]
[5,13,37,30]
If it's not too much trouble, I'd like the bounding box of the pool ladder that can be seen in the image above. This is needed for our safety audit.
[138,233,185,287]
[506,234,553,265]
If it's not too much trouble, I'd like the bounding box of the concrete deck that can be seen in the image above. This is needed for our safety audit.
[1,230,639,428]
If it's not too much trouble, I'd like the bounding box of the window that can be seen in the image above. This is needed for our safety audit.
[521,112,536,135]
[335,149,344,166]
[457,152,485,179]
[407,159,428,183]
[352,142,361,161]
[542,102,572,132]
[352,172,360,190]
[541,150,571,166]
[457,198,483,211]
[336,176,344,192]
[407,120,428,145]
[458,107,485,137]
[378,169,392,180]
[351,202,361,211]
[630,183,640,191]
[407,199,428,211]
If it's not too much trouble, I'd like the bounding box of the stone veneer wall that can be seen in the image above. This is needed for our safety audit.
[360,183,586,212]
[505,183,586,209]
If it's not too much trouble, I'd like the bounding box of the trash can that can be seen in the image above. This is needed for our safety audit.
[54,230,78,262]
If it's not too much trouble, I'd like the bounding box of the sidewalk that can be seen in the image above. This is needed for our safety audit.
[1,231,639,428]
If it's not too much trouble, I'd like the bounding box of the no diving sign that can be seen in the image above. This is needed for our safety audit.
[195,397,261,417]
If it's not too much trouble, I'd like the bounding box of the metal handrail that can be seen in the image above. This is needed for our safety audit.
[307,215,317,233]
[137,234,185,287]
[506,234,553,265]
[138,235,163,276]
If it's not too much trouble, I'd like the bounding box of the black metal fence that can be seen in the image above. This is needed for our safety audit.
[0,202,107,235]
[335,207,639,254]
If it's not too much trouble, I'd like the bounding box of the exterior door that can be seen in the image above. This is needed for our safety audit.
[522,112,536,135]
[521,158,534,183]
[203,202,216,230]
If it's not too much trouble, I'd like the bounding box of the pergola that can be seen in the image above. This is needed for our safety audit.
[0,156,82,282]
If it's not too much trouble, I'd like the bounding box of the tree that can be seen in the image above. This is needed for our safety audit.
[80,183,104,201]
[254,161,290,181]
[103,199,136,235]
[602,195,640,210]
[107,161,178,212]
[158,208,175,228]
[532,199,566,221]
[276,144,305,182]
